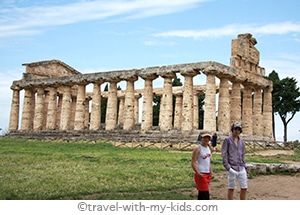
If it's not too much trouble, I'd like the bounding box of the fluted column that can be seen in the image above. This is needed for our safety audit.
[9,88,20,131]
[173,93,183,129]
[218,77,230,132]
[263,86,273,138]
[123,76,138,130]
[181,70,199,131]
[253,87,263,136]
[134,94,141,124]
[60,85,72,130]
[193,92,199,129]
[56,94,63,128]
[242,84,253,135]
[74,84,86,130]
[203,73,216,131]
[159,73,176,131]
[46,87,57,130]
[140,74,158,133]
[117,95,125,126]
[70,96,76,129]
[84,98,90,129]
[90,82,103,130]
[33,88,45,130]
[106,80,119,130]
[21,88,34,130]
[42,91,50,130]
[230,81,242,125]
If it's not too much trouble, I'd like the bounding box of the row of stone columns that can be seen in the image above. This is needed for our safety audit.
[9,71,273,137]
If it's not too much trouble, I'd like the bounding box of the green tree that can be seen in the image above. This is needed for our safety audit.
[267,70,281,140]
[268,71,300,142]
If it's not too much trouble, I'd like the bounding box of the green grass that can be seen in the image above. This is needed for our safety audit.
[0,137,298,200]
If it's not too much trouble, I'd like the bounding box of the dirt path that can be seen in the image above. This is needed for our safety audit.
[207,172,300,200]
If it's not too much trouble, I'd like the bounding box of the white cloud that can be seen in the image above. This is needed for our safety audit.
[0,0,208,38]
[153,22,300,39]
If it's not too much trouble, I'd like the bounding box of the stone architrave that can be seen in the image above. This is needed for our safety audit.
[123,76,138,130]
[33,88,45,130]
[263,86,273,138]
[217,77,230,132]
[181,70,199,131]
[159,73,176,131]
[230,81,242,125]
[106,81,119,130]
[173,93,183,129]
[242,84,253,135]
[60,85,72,130]
[253,87,263,136]
[9,89,20,131]
[140,74,158,133]
[203,73,216,131]
[20,88,34,130]
[74,84,86,130]
[46,87,58,130]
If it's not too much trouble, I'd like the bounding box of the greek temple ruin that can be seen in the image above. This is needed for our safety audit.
[7,33,274,145]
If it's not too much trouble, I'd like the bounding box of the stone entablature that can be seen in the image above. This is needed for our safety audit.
[8,33,273,140]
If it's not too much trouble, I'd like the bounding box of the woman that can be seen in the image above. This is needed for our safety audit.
[191,130,214,200]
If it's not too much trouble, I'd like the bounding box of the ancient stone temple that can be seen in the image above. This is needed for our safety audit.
[8,34,273,143]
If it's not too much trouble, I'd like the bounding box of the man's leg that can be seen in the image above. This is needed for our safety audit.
[240,189,247,200]
[227,189,234,200]
[238,168,248,200]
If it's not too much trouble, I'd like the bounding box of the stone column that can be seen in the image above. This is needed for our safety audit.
[9,88,20,131]
[123,76,138,130]
[242,84,253,135]
[60,85,72,130]
[263,86,273,138]
[56,94,63,128]
[181,70,199,131]
[106,80,119,130]
[46,87,58,130]
[90,82,103,130]
[193,92,199,129]
[140,74,158,133]
[159,73,176,131]
[74,84,86,130]
[21,88,34,130]
[33,88,45,131]
[84,98,90,129]
[218,77,230,132]
[134,93,141,124]
[203,73,216,131]
[173,93,183,129]
[253,87,263,136]
[230,81,242,125]
[70,96,76,129]
[117,95,125,126]
[42,91,50,130]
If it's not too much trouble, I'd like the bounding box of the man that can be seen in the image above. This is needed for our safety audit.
[221,122,247,200]
[191,131,214,200]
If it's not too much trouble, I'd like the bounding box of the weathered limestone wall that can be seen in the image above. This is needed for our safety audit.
[8,34,274,143]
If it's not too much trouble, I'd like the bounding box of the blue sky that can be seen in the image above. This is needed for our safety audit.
[1,0,300,141]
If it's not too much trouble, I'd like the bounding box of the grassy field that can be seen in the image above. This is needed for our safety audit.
[0,137,298,200]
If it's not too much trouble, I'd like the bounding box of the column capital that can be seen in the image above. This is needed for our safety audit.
[180,69,200,77]
[139,73,158,81]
